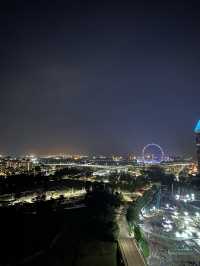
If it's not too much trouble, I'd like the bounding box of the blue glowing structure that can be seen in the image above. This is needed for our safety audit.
[195,120,200,133]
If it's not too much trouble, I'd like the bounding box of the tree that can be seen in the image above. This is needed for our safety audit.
[84,186,122,241]
[58,194,65,204]
[134,225,142,242]
[134,225,150,258]
[127,205,139,223]
[105,221,119,241]
[139,238,149,258]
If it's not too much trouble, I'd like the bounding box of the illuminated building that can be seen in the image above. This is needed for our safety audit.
[6,159,32,171]
[194,120,200,174]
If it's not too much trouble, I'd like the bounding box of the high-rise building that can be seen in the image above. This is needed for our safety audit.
[194,120,200,174]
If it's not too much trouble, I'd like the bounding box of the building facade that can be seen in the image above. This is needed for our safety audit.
[195,120,200,174]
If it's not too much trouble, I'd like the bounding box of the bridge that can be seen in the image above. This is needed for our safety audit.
[44,162,130,172]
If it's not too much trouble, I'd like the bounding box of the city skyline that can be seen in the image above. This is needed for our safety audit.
[0,1,200,155]
[0,120,199,157]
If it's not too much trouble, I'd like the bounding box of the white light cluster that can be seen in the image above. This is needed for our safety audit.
[175,193,195,202]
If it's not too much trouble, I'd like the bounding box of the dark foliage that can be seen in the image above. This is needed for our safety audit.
[84,185,122,241]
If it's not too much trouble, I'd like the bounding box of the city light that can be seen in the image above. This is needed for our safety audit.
[191,193,195,200]
[175,194,180,200]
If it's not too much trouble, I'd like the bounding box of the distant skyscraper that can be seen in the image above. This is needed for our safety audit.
[194,120,200,174]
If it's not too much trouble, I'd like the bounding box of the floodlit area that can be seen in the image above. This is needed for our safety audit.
[141,206,200,241]
[140,192,200,266]
[6,188,86,205]
[175,193,195,202]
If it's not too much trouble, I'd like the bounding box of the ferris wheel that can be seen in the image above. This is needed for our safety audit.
[142,143,164,164]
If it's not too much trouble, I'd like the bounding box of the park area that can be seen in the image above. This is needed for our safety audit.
[0,206,117,266]
[25,207,118,266]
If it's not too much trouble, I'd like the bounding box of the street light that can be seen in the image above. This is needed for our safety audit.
[191,194,195,200]
[175,195,180,200]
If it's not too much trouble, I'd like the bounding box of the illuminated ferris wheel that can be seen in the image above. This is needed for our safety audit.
[142,143,164,164]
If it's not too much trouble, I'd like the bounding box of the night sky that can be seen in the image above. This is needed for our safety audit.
[0,0,200,156]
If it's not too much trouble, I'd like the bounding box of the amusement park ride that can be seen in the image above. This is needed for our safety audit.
[142,143,164,164]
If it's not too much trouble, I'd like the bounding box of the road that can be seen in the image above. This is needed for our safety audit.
[119,238,145,266]
[118,208,146,266]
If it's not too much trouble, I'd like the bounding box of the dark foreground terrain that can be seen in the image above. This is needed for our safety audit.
[0,197,118,266]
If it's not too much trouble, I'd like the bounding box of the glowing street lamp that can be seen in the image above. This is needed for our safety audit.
[191,194,195,200]
[175,195,180,200]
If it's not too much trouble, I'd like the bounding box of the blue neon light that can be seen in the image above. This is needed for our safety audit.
[194,120,200,133]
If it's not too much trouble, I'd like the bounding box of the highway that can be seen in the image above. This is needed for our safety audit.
[118,209,146,266]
